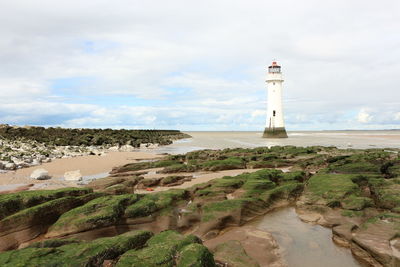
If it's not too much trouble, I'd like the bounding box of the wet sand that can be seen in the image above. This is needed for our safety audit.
[0,152,162,189]
[153,131,400,154]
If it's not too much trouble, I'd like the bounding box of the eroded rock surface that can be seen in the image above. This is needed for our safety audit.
[0,146,399,266]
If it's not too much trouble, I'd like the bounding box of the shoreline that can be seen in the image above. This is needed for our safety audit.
[0,151,162,190]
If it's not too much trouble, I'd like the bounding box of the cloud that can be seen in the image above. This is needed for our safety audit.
[0,0,399,130]
[357,109,373,123]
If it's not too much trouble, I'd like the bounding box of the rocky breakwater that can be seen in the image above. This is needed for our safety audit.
[0,124,191,172]
[0,137,108,172]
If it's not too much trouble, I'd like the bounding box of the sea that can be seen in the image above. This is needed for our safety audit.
[153,130,400,154]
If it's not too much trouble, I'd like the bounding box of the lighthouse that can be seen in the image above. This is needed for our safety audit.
[263,61,288,138]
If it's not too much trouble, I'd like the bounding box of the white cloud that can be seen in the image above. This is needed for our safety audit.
[0,0,399,130]
[357,109,373,123]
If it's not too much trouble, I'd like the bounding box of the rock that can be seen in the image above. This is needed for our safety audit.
[4,162,16,170]
[64,170,83,181]
[139,143,159,149]
[120,145,135,152]
[140,143,149,149]
[30,168,51,180]
[31,159,41,166]
[213,240,260,267]
[42,158,52,163]
[0,162,4,170]
[108,146,120,152]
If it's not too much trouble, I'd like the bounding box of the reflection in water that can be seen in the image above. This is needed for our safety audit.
[252,207,360,267]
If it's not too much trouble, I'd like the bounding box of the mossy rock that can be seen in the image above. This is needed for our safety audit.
[213,177,245,190]
[305,173,360,204]
[329,162,381,174]
[161,164,198,173]
[116,230,212,267]
[0,193,99,233]
[341,209,364,218]
[372,183,400,210]
[27,238,81,248]
[360,212,400,230]
[177,243,215,267]
[124,189,188,218]
[341,195,374,211]
[242,180,276,197]
[137,178,162,188]
[201,157,245,171]
[160,176,187,186]
[88,176,142,192]
[113,162,153,173]
[104,184,134,194]
[247,161,277,169]
[201,199,258,222]
[48,194,139,236]
[0,188,92,220]
[213,240,259,267]
[0,230,153,267]
[260,182,304,203]
[281,171,307,182]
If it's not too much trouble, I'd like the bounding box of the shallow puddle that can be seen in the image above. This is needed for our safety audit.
[252,207,360,267]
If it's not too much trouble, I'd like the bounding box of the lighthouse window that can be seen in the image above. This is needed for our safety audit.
[273,82,275,85]
[273,110,276,116]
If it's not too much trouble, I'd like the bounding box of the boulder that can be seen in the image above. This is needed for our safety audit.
[108,146,120,152]
[4,162,16,170]
[42,158,52,163]
[0,162,4,170]
[120,145,135,152]
[64,170,83,181]
[30,168,51,180]
[31,159,41,166]
[14,160,29,168]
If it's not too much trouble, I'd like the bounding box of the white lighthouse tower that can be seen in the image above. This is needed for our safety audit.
[263,61,288,138]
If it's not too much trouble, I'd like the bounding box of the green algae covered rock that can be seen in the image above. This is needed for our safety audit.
[0,187,92,220]
[306,173,360,205]
[47,194,139,237]
[260,182,304,203]
[213,240,259,267]
[0,196,90,234]
[177,243,215,267]
[0,230,153,267]
[116,230,215,267]
[201,157,245,171]
[369,177,400,211]
[124,189,188,218]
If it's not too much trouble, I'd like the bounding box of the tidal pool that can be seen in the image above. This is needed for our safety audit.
[252,207,361,267]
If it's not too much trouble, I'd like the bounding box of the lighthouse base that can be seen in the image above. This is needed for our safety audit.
[263,127,288,138]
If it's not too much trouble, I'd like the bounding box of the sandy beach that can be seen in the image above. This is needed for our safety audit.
[0,151,162,190]
[1,130,399,192]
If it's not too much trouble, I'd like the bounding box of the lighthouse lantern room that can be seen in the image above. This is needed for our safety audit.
[263,61,288,138]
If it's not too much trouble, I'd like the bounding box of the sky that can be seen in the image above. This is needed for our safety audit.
[0,0,399,131]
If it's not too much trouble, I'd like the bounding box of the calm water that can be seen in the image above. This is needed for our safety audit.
[151,130,400,154]
[252,207,360,267]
